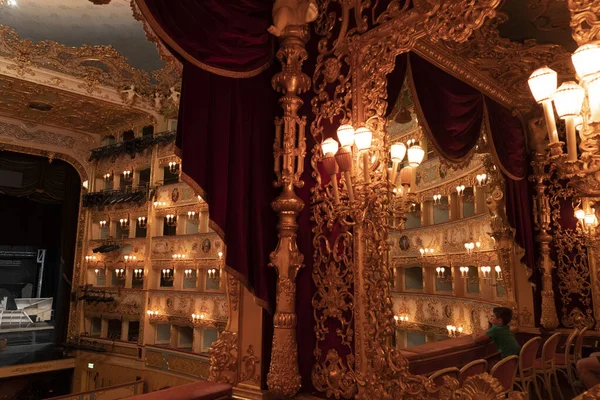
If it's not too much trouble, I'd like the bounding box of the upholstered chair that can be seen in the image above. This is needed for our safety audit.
[490,355,519,396]
[534,332,564,400]
[459,359,488,385]
[429,367,460,386]
[514,336,542,399]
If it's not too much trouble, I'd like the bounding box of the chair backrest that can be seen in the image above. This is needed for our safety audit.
[429,367,460,386]
[519,336,541,378]
[574,326,589,362]
[541,332,562,370]
[459,359,488,384]
[564,328,579,363]
[490,355,519,392]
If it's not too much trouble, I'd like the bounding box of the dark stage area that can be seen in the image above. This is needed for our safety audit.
[0,151,80,374]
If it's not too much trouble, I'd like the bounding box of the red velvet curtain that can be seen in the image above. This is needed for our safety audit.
[136,0,277,309]
[409,53,483,162]
[137,0,273,77]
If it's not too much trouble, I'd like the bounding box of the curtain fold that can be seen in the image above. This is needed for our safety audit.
[408,53,483,162]
[136,0,273,77]
[484,97,536,276]
[176,62,278,309]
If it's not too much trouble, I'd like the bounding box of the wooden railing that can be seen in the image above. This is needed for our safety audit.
[46,379,144,400]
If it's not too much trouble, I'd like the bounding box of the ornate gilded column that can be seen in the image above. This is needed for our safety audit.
[529,118,559,330]
[266,24,309,398]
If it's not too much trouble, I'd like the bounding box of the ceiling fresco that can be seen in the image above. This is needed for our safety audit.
[0,0,164,72]
[0,74,153,136]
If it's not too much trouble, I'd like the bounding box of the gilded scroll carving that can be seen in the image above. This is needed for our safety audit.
[208,331,238,384]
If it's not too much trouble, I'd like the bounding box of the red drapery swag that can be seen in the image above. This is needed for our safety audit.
[404,53,535,282]
[136,0,278,309]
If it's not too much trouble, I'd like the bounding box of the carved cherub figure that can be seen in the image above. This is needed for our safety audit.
[121,84,139,105]
[153,91,164,110]
[268,0,318,37]
[168,86,180,106]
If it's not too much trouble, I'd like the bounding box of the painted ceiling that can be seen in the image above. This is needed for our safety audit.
[0,0,164,72]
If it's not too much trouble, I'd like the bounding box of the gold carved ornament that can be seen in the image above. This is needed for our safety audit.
[309,0,504,398]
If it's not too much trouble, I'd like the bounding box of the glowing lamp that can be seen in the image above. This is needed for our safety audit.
[553,81,585,119]
[354,127,373,151]
[528,67,557,103]
[407,144,425,167]
[336,124,355,147]
[390,143,407,162]
[321,138,339,156]
[575,209,586,220]
[572,43,600,79]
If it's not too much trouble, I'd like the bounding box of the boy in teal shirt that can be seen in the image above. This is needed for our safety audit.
[480,307,521,358]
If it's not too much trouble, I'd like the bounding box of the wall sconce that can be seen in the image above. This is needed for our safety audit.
[218,251,223,260]
[166,214,177,227]
[494,265,503,281]
[321,125,424,204]
[464,241,480,254]
[459,266,469,279]
[184,269,196,279]
[119,218,130,229]
[115,268,126,280]
[147,310,159,317]
[419,247,434,256]
[85,255,97,262]
[435,266,445,278]
[433,194,442,205]
[187,211,199,223]
[99,220,108,229]
[456,185,466,196]
[122,169,134,182]
[133,268,144,279]
[480,266,492,280]
[191,313,205,322]
[162,269,174,282]
[153,201,167,208]
[197,195,203,202]
[103,172,112,182]
[172,253,186,260]
[476,174,487,186]
[446,325,463,337]
[82,180,89,190]
[123,255,137,263]
[137,216,147,229]
[168,162,179,174]
[94,268,104,276]
[207,268,219,279]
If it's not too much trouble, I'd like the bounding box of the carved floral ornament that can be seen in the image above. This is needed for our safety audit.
[306,0,532,398]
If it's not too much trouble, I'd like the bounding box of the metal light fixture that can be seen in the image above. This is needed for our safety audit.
[103,172,112,182]
[153,201,167,208]
[207,268,219,279]
[187,211,199,223]
[191,313,205,322]
[119,217,130,229]
[123,255,136,262]
[168,161,179,174]
[476,174,487,186]
[161,269,174,282]
[480,266,492,280]
[184,269,195,279]
[85,255,97,262]
[528,43,600,191]
[172,253,186,260]
[433,194,442,205]
[137,216,147,229]
[122,169,133,182]
[99,220,108,229]
[464,241,480,254]
[456,185,466,196]
[147,310,159,316]
[419,247,434,256]
[446,325,463,337]
[115,268,125,280]
[133,268,144,279]
[166,214,177,227]
[494,265,503,281]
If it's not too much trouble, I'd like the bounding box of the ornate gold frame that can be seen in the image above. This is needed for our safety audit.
[307,1,524,398]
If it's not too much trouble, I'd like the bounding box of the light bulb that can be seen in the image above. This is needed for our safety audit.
[390,143,407,162]
[528,66,558,103]
[572,43,600,79]
[495,265,501,273]
[407,144,425,167]
[336,124,355,147]
[575,209,586,220]
[553,81,585,119]
[321,137,339,156]
[354,127,373,151]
